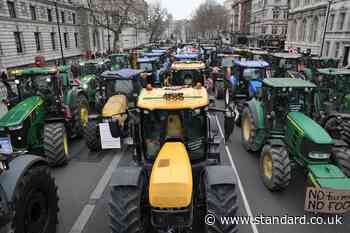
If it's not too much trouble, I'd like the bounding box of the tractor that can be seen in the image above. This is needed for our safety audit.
[301,56,339,81]
[241,78,350,192]
[109,53,130,71]
[268,52,304,78]
[0,152,58,233]
[83,69,146,151]
[137,57,163,86]
[311,68,350,145]
[224,60,271,124]
[109,85,238,233]
[0,67,84,166]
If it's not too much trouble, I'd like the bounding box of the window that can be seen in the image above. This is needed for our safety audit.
[72,13,76,24]
[34,32,41,51]
[0,42,3,56]
[261,25,266,34]
[272,26,278,34]
[325,41,330,56]
[14,32,23,53]
[7,1,16,18]
[30,5,36,20]
[47,9,52,22]
[311,17,319,42]
[74,32,79,48]
[51,32,56,50]
[335,42,340,58]
[328,14,335,31]
[338,13,346,30]
[61,11,65,24]
[64,32,69,48]
[272,8,280,19]
[283,10,288,19]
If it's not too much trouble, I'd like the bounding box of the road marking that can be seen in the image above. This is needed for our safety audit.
[69,152,122,233]
[216,116,260,233]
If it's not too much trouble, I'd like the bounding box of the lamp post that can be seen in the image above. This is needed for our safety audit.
[54,1,65,65]
[320,0,333,56]
[106,13,111,53]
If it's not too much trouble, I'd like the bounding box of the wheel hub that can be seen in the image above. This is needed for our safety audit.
[263,153,273,179]
[242,116,251,141]
[64,133,69,156]
[25,190,48,233]
[80,106,89,127]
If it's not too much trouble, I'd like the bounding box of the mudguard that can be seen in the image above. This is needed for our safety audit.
[245,99,264,129]
[205,165,237,186]
[0,155,47,202]
[110,166,145,187]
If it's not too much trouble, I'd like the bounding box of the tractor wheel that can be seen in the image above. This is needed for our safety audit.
[11,166,58,233]
[215,86,224,99]
[341,120,350,145]
[332,146,350,177]
[109,174,150,233]
[83,120,101,151]
[260,145,291,191]
[72,95,89,138]
[44,123,69,166]
[203,173,238,233]
[324,117,342,140]
[241,107,259,152]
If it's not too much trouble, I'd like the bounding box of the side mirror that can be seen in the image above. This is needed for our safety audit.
[224,108,235,142]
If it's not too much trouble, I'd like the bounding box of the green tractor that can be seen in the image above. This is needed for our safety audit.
[241,78,350,191]
[0,153,59,233]
[0,67,85,166]
[109,53,130,71]
[268,52,304,78]
[301,56,339,80]
[311,68,350,145]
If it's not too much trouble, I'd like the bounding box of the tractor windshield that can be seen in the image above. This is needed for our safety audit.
[111,56,128,67]
[142,109,206,161]
[140,62,153,72]
[221,57,235,67]
[20,75,55,97]
[242,68,266,80]
[171,70,203,86]
[113,79,134,95]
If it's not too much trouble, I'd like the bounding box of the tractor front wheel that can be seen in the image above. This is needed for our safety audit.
[109,174,150,233]
[203,172,238,233]
[241,107,259,152]
[83,121,101,151]
[44,123,69,166]
[260,145,291,191]
[11,166,59,233]
[332,145,350,177]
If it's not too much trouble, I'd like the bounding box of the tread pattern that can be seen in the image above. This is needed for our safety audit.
[11,166,59,233]
[83,121,101,151]
[44,123,68,166]
[109,176,148,233]
[332,146,350,177]
[205,179,239,233]
[260,145,291,191]
[341,120,350,145]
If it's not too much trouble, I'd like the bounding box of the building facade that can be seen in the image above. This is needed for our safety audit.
[249,0,288,49]
[285,0,350,67]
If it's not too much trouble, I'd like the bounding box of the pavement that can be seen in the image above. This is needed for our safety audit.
[52,100,350,233]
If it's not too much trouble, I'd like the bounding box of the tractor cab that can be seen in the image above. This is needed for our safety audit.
[78,58,111,77]
[83,68,145,151]
[167,61,207,86]
[247,49,269,61]
[109,53,130,70]
[174,53,201,62]
[302,57,340,80]
[269,52,304,78]
[108,86,238,233]
[138,57,161,85]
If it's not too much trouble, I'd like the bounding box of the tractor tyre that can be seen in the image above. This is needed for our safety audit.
[260,145,291,191]
[324,117,342,140]
[44,123,69,166]
[215,85,224,99]
[11,166,58,233]
[241,107,259,152]
[341,120,350,145]
[109,174,150,233]
[71,95,89,138]
[332,146,350,177]
[83,120,101,151]
[203,172,238,233]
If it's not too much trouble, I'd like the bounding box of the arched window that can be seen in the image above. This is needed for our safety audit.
[298,19,306,42]
[311,17,319,42]
[290,20,297,41]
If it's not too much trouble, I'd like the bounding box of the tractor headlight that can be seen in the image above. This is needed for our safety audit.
[308,152,331,160]
[46,77,51,83]
[8,124,23,130]
[83,84,88,89]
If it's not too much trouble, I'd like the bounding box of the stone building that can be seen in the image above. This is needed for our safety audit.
[285,0,350,67]
[249,0,288,49]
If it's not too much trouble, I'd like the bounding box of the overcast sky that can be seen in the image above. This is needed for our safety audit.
[146,0,225,20]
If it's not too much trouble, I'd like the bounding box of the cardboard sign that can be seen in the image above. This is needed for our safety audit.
[99,123,121,149]
[305,187,350,214]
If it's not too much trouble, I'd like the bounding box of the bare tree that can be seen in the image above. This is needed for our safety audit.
[191,0,229,40]
[87,0,147,50]
[144,1,171,43]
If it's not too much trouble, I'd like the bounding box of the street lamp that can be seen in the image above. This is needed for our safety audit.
[54,1,65,65]
[320,0,333,56]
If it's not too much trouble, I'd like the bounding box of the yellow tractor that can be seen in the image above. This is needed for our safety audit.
[109,85,238,233]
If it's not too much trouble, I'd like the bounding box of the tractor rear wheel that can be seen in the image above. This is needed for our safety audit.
[260,145,291,191]
[44,123,69,166]
[72,95,89,138]
[11,166,58,233]
[341,120,350,145]
[241,107,259,152]
[332,146,350,177]
[83,121,101,151]
[203,173,238,233]
[109,174,149,233]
